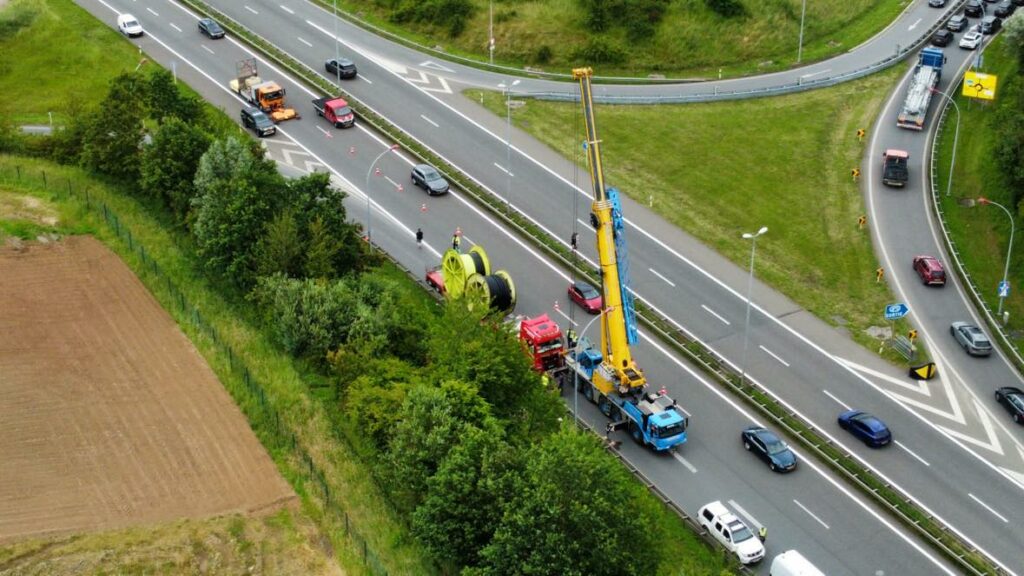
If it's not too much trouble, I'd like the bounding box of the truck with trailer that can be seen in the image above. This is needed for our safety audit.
[896,47,945,131]
[312,96,356,128]
[229,58,299,123]
[881,149,909,187]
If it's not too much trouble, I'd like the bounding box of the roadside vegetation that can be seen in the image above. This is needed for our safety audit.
[934,23,1024,352]
[327,0,907,77]
[470,65,910,354]
[0,1,734,574]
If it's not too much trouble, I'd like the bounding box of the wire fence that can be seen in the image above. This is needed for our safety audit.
[0,164,391,576]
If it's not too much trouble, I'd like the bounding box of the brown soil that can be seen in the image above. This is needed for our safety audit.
[0,236,295,545]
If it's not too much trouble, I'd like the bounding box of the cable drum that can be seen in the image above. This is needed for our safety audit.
[441,246,490,300]
[465,270,516,314]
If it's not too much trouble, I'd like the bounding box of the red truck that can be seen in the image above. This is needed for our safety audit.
[312,96,355,128]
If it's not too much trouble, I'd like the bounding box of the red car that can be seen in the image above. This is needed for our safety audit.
[568,281,602,314]
[912,255,946,286]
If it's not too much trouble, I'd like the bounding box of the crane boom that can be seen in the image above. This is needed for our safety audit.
[573,67,645,395]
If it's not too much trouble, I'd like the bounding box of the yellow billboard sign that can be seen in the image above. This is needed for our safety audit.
[963,71,997,100]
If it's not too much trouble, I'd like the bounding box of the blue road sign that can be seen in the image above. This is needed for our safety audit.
[885,303,910,320]
[998,280,1010,298]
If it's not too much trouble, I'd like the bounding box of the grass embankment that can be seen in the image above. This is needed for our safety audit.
[323,0,906,77]
[469,66,913,355]
[0,507,340,575]
[934,38,1024,352]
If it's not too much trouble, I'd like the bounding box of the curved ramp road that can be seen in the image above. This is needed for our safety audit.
[76,0,1017,572]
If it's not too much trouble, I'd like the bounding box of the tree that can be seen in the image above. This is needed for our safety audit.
[990,77,1024,210]
[79,73,146,180]
[255,209,304,278]
[304,216,341,279]
[1003,11,1024,70]
[253,275,359,358]
[147,69,203,125]
[287,172,366,276]
[140,117,210,220]
[475,429,663,576]
[341,355,421,448]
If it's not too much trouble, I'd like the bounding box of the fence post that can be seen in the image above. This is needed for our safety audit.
[15,165,20,181]
[41,171,46,188]
[67,179,72,198]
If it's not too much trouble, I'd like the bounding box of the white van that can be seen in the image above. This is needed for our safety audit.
[770,550,826,576]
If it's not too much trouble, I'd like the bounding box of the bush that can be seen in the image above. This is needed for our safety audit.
[705,0,747,18]
[391,0,474,37]
[573,37,628,65]
[534,45,553,65]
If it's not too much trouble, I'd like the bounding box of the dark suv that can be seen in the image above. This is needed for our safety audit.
[325,57,358,79]
[965,0,984,16]
[995,0,1016,15]
[240,107,276,137]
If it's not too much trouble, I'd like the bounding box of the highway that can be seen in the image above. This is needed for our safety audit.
[77,0,1018,573]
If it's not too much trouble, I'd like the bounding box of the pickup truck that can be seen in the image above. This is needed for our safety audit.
[312,96,355,128]
[881,149,909,187]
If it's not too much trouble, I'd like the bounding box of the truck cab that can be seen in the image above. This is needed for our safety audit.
[881,149,909,187]
[313,97,356,128]
[624,391,689,450]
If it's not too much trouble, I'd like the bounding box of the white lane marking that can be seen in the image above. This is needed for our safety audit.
[245,5,258,14]
[794,500,830,529]
[169,22,181,32]
[420,114,439,128]
[895,441,931,467]
[357,74,373,85]
[759,345,790,367]
[201,45,214,54]
[280,4,294,14]
[672,452,697,473]
[384,176,399,188]
[968,493,1009,523]
[800,68,831,79]
[728,499,762,530]
[493,163,510,175]
[146,7,158,16]
[823,390,852,411]
[315,126,331,137]
[298,37,313,48]
[420,60,454,73]
[648,268,676,287]
[554,308,578,327]
[701,304,730,326]
[838,358,931,397]
[908,17,922,31]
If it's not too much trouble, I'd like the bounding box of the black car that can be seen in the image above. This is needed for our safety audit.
[325,57,358,79]
[931,29,953,46]
[965,0,984,16]
[197,18,225,39]
[995,0,1016,16]
[947,14,967,31]
[240,107,276,137]
[996,387,1024,424]
[411,164,450,195]
[741,426,797,473]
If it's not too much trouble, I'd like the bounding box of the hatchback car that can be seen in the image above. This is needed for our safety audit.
[965,0,984,16]
[568,281,602,314]
[951,321,993,356]
[838,410,892,447]
[995,387,1024,424]
[741,426,797,473]
[931,29,953,47]
[116,14,143,37]
[995,0,1017,15]
[325,57,358,79]
[411,164,450,195]
[198,18,225,39]
[960,30,983,49]
[698,501,766,565]
[947,14,967,31]
[912,255,946,286]
[240,107,276,137]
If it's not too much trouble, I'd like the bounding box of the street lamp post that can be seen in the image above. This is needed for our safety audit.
[497,79,520,209]
[978,197,1015,319]
[931,87,961,197]
[572,306,614,423]
[333,0,341,87]
[365,144,400,248]
[489,0,495,65]
[740,227,768,385]
[797,0,807,63]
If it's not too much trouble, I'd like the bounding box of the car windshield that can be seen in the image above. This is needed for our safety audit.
[729,521,754,543]
[765,437,788,455]
[424,169,442,182]
[336,106,352,116]
[1009,394,1024,410]
[578,284,599,299]
[209,23,223,32]
[125,19,139,27]
[854,413,883,431]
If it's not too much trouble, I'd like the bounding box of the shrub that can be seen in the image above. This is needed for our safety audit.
[705,0,747,18]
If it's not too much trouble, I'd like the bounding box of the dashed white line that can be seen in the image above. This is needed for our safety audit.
[280,4,294,14]
[800,68,831,79]
[357,74,372,84]
[648,268,676,287]
[168,22,181,32]
[672,452,697,473]
[793,499,830,529]
[728,499,762,530]
[968,493,1009,523]
[759,345,790,367]
[823,390,852,411]
[701,304,731,326]
[554,308,578,327]
[245,5,258,14]
[420,114,439,128]
[908,17,922,31]
[384,176,399,188]
[146,7,158,16]
[315,126,331,137]
[895,440,931,467]
[297,37,313,47]
[494,163,510,175]
[201,45,215,54]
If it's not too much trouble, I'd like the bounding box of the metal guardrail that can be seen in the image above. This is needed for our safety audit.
[171,1,1000,573]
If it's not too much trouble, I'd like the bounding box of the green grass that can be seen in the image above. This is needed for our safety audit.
[468,65,915,355]
[323,0,908,78]
[934,38,1024,353]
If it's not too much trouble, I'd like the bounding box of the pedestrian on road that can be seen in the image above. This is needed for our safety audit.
[452,231,461,252]
[416,227,423,248]
[758,525,767,543]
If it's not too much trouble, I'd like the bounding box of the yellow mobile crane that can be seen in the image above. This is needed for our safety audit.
[566,67,689,451]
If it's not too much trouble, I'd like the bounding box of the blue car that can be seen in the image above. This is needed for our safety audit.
[838,410,892,447]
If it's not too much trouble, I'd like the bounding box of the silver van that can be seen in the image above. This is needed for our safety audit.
[770,550,825,576]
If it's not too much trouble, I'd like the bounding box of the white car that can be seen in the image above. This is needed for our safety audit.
[959,30,982,50]
[117,14,143,37]
[698,501,766,564]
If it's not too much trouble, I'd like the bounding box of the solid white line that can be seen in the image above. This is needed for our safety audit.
[315,126,330,137]
[648,268,676,287]
[823,390,852,411]
[201,45,215,54]
[728,499,762,531]
[701,304,731,326]
[168,22,181,32]
[759,345,790,367]
[493,163,510,175]
[280,4,294,14]
[146,7,158,16]
[895,441,931,467]
[968,493,1009,523]
[298,37,312,48]
[794,500,830,529]
[420,114,439,128]
[672,452,697,473]
[245,5,258,14]
[554,308,578,327]
[908,17,922,31]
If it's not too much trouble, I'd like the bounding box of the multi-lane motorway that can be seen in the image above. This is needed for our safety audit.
[76,0,1021,572]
